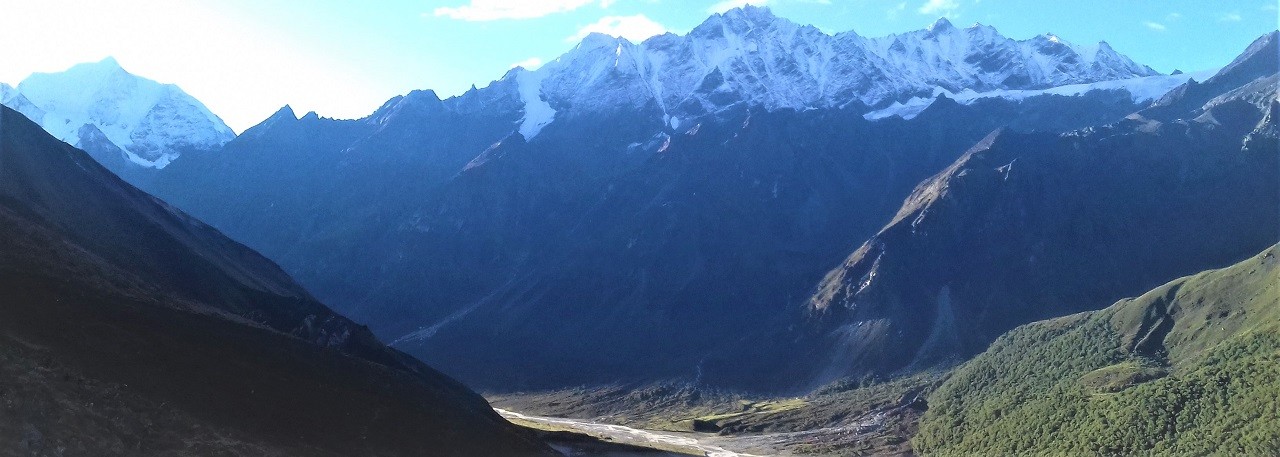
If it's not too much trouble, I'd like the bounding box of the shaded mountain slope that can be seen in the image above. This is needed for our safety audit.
[1142,31,1278,122]
[340,94,1147,392]
[149,90,525,271]
[804,32,1279,388]
[914,244,1280,455]
[149,73,1166,394]
[142,11,1195,394]
[0,105,551,456]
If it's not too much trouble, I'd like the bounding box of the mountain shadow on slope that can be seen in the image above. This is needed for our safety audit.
[0,105,551,456]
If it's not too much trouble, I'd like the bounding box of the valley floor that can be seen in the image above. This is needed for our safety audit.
[498,406,913,457]
[499,409,728,456]
[489,377,935,456]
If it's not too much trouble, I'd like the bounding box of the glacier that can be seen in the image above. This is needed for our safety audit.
[863,70,1218,121]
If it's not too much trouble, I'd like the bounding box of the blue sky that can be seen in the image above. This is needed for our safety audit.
[2,0,1274,131]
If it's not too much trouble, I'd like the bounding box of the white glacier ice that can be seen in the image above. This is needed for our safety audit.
[513,67,557,140]
[862,69,1216,121]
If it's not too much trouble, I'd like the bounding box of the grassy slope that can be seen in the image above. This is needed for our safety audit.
[915,244,1280,455]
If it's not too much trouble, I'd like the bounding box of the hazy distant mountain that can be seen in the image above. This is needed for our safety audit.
[0,57,234,179]
[0,82,44,122]
[802,31,1278,388]
[138,7,1198,393]
[0,104,550,455]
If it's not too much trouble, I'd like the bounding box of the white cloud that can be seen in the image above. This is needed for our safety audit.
[510,57,544,70]
[1144,21,1167,31]
[1219,12,1242,22]
[707,0,770,14]
[434,0,597,21]
[918,0,959,16]
[887,2,907,19]
[567,15,669,43]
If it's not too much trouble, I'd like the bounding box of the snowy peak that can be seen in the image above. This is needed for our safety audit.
[497,7,1161,135]
[927,17,956,34]
[31,57,132,92]
[864,20,1158,93]
[724,3,775,20]
[0,83,46,123]
[79,56,129,76]
[4,57,234,170]
[706,4,785,31]
[577,32,634,50]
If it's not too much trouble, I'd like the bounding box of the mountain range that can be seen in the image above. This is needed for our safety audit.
[5,7,1271,393]
[94,7,1208,393]
[2,6,1162,176]
[805,30,1278,387]
[1,7,1276,455]
[2,4,1280,455]
[504,7,1157,136]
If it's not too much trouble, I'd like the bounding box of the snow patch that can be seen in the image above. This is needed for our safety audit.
[863,70,1213,121]
[515,68,556,139]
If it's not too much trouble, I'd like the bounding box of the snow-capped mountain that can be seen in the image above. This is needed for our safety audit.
[499,6,1158,137]
[140,8,1272,394]
[1,57,234,170]
[0,83,46,122]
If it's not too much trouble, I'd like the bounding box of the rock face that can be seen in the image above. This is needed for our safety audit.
[0,105,551,456]
[803,31,1279,388]
[0,57,234,179]
[1142,31,1279,122]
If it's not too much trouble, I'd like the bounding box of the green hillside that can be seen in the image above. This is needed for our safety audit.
[915,244,1280,455]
